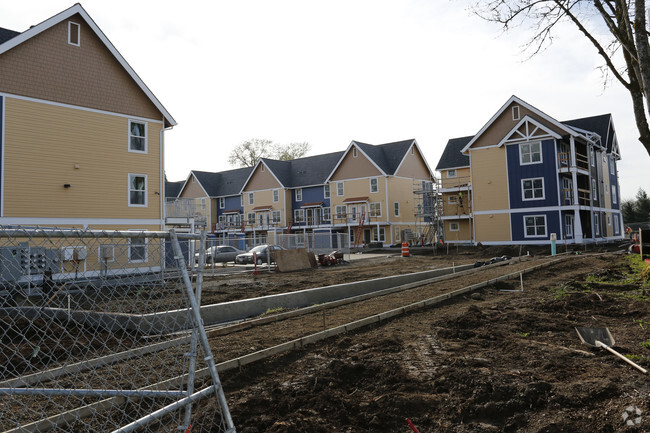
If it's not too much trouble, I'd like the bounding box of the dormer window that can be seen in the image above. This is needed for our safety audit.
[352,148,358,158]
[68,22,80,46]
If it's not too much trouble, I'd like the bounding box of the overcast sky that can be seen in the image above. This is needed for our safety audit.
[2,1,649,200]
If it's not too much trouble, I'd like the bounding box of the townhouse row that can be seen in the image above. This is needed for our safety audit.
[168,139,436,247]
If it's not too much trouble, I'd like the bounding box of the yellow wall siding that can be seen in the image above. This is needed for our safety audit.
[0,16,162,121]
[386,177,418,224]
[444,219,472,242]
[244,166,282,191]
[179,177,207,198]
[474,213,511,242]
[394,146,431,179]
[4,97,162,220]
[440,167,471,189]
[330,151,382,181]
[470,147,509,211]
[442,192,472,217]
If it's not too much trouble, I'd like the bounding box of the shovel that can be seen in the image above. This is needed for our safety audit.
[575,327,647,374]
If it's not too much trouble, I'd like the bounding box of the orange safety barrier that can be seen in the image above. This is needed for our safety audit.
[401,242,410,257]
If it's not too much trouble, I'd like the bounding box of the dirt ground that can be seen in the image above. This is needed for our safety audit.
[208,246,650,433]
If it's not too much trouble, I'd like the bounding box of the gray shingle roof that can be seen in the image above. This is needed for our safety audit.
[0,27,20,45]
[193,167,253,197]
[353,139,415,174]
[562,114,615,153]
[261,151,345,188]
[435,136,472,170]
[165,180,184,198]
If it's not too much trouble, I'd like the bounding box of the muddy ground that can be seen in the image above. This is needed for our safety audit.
[208,246,650,433]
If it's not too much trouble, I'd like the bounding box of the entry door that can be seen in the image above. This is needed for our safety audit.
[349,205,357,222]
[359,204,367,223]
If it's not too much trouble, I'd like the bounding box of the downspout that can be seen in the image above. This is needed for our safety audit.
[384,175,389,243]
[469,149,476,245]
[160,124,170,231]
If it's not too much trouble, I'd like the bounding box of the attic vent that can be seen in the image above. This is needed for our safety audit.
[512,105,520,121]
[68,21,80,46]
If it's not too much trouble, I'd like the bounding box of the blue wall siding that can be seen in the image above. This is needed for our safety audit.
[506,139,559,209]
[510,210,561,242]
[609,158,620,210]
[216,195,244,219]
[292,186,330,210]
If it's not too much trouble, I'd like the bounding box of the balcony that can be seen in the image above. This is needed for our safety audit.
[165,198,208,225]
[557,151,589,171]
[560,188,591,206]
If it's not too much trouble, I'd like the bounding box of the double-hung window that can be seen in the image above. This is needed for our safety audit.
[294,209,304,222]
[272,210,281,223]
[394,202,400,217]
[324,184,330,198]
[248,192,254,205]
[129,120,147,153]
[128,174,147,207]
[295,188,302,201]
[522,178,544,200]
[273,189,279,202]
[337,182,344,196]
[519,142,542,165]
[219,197,225,208]
[323,207,331,221]
[370,178,378,193]
[524,215,546,237]
[128,232,147,263]
[369,202,381,217]
[335,205,347,219]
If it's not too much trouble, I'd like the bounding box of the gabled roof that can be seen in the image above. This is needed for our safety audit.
[0,3,176,127]
[190,167,253,197]
[562,114,618,156]
[243,151,345,192]
[461,95,577,154]
[326,139,421,182]
[436,136,472,170]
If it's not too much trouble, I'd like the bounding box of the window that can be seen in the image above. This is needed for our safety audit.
[590,148,595,166]
[519,142,542,165]
[594,214,600,235]
[219,215,226,224]
[240,195,244,206]
[295,188,302,201]
[394,202,399,217]
[370,178,378,193]
[394,226,401,242]
[337,182,344,196]
[607,214,611,226]
[522,178,544,200]
[524,215,546,237]
[448,195,458,204]
[335,205,347,219]
[68,21,80,46]
[369,202,381,217]
[273,189,279,203]
[565,215,573,238]
[323,207,331,221]
[219,197,225,208]
[324,184,330,198]
[128,234,147,263]
[248,192,254,205]
[294,209,304,222]
[592,179,597,203]
[512,105,520,121]
[373,227,386,242]
[353,147,358,158]
[201,198,206,210]
[609,157,615,175]
[613,215,620,234]
[449,222,460,232]
[128,120,147,153]
[447,169,457,178]
[272,210,281,224]
[612,185,617,204]
[128,174,147,207]
[247,213,255,224]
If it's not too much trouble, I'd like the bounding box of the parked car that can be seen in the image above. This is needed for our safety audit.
[235,244,285,265]
[195,245,245,264]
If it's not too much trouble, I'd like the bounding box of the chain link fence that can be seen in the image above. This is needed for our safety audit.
[0,227,234,433]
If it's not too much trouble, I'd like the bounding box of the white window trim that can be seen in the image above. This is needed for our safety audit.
[324,184,330,199]
[68,21,80,46]
[273,189,279,203]
[247,212,255,224]
[594,215,600,236]
[512,105,520,121]
[521,177,545,201]
[370,178,379,193]
[449,222,460,232]
[272,210,281,223]
[448,195,458,204]
[592,179,598,203]
[128,173,147,207]
[248,192,254,205]
[609,157,615,175]
[524,215,547,238]
[335,205,347,219]
[590,148,595,167]
[519,141,542,165]
[219,197,225,209]
[352,147,358,158]
[447,169,457,178]
[369,202,381,218]
[295,188,302,201]
[393,202,399,217]
[565,215,573,238]
[128,120,147,154]
[128,232,148,263]
[323,207,331,221]
[612,185,617,204]
[337,182,344,196]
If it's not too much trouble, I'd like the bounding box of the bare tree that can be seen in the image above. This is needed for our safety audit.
[227,138,272,167]
[272,141,311,161]
[472,0,650,157]
[228,139,311,167]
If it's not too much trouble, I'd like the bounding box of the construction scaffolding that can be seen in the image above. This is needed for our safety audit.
[413,177,442,245]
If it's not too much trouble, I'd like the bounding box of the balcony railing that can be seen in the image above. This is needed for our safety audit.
[557,152,589,171]
[560,188,591,206]
[165,198,208,222]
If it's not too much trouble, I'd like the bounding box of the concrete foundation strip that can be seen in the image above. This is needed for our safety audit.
[2,256,569,433]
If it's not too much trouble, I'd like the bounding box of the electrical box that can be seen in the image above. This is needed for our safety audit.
[74,247,87,261]
[62,247,75,261]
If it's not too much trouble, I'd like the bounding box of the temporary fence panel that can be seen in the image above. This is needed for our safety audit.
[0,227,234,433]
